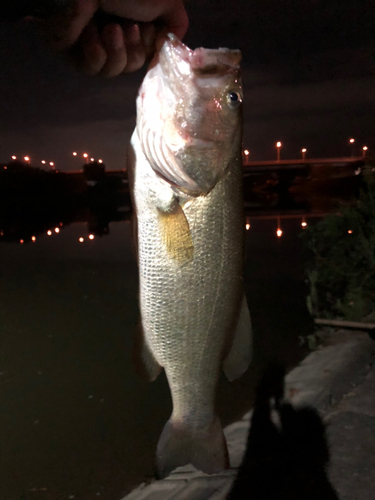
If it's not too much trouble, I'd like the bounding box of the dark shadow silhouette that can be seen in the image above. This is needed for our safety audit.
[227,364,339,500]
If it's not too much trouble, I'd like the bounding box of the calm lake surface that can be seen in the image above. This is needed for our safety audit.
[0,214,314,500]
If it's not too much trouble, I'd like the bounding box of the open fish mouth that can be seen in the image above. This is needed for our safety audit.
[160,33,242,78]
[137,34,242,195]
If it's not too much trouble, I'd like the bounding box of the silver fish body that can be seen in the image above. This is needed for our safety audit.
[128,34,252,478]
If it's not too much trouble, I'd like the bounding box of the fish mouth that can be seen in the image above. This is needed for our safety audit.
[140,35,242,195]
[159,33,242,79]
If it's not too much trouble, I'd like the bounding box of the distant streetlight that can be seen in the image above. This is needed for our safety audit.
[41,160,46,165]
[276,142,282,162]
[47,230,52,236]
[301,217,307,228]
[88,234,95,240]
[54,227,60,233]
[79,237,84,243]
[31,236,36,242]
[72,152,78,156]
[276,216,282,237]
[24,156,30,162]
[362,146,368,157]
[301,148,307,160]
[349,138,355,157]
[243,149,250,165]
[90,158,95,162]
[11,155,16,160]
[49,162,54,167]
[98,159,103,164]
[83,153,89,164]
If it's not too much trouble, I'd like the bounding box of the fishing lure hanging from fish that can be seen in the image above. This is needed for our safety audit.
[128,33,252,478]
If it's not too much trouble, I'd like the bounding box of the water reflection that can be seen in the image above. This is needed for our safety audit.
[0,169,359,499]
[0,166,360,244]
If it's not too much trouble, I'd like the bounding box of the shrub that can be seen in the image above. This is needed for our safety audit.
[302,159,375,321]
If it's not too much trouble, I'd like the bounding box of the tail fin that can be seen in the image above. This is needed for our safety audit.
[156,415,229,479]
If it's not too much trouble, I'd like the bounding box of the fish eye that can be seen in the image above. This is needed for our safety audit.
[226,91,242,108]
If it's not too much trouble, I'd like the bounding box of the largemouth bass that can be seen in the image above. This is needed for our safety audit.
[128,34,252,478]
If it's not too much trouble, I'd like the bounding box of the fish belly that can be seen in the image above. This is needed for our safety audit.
[131,131,244,427]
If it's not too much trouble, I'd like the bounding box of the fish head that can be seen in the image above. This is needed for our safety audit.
[136,34,243,195]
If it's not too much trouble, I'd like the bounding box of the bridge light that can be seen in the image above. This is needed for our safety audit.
[349,138,356,157]
[276,142,282,162]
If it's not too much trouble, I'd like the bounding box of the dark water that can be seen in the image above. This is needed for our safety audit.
[0,210,315,500]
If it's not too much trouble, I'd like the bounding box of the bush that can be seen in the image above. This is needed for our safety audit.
[302,159,375,321]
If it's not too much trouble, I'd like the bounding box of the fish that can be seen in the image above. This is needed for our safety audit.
[127,33,252,479]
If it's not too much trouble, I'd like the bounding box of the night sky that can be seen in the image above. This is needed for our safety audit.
[0,0,374,170]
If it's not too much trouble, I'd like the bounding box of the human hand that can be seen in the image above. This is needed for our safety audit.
[38,0,188,77]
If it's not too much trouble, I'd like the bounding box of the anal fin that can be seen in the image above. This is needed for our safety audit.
[223,294,252,381]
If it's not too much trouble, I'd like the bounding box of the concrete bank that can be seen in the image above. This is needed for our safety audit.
[122,330,375,500]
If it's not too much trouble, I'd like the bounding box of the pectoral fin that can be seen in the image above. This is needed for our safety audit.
[133,320,163,382]
[222,294,252,381]
[158,202,194,264]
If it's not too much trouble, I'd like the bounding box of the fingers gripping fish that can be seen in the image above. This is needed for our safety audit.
[127,34,252,478]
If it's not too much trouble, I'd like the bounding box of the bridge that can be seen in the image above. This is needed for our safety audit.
[243,156,365,172]
[65,156,366,177]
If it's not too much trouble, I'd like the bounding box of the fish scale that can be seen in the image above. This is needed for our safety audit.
[135,142,243,414]
[128,34,252,478]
